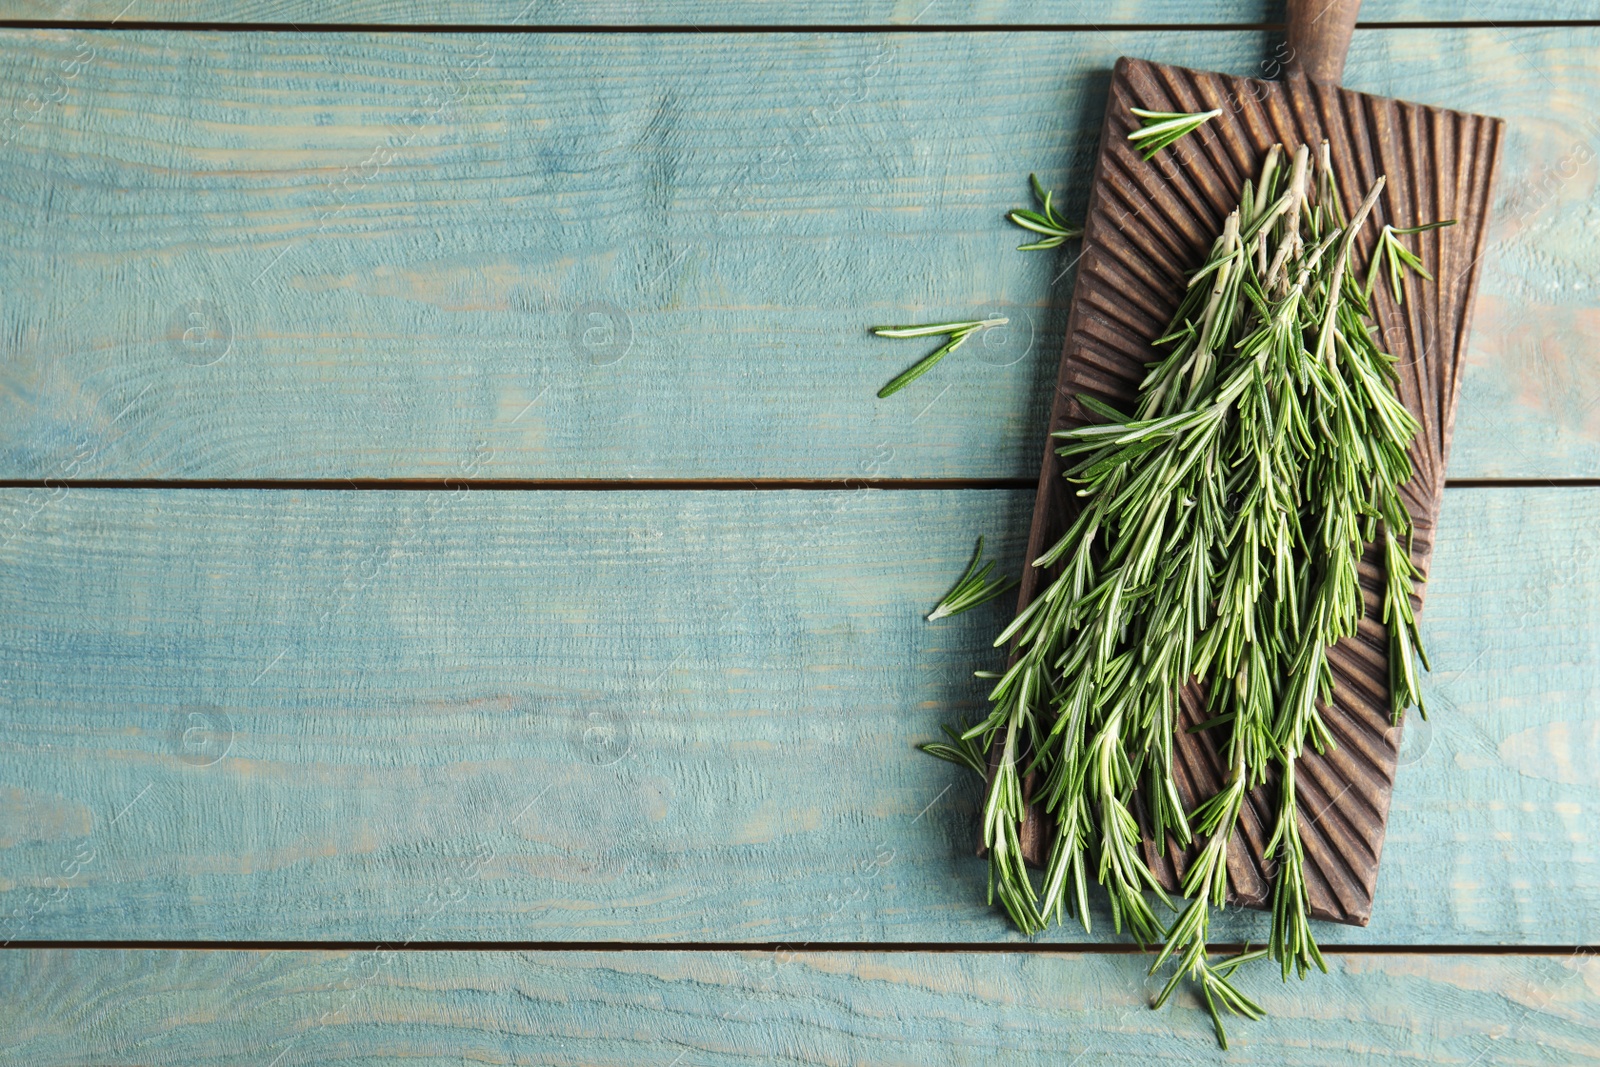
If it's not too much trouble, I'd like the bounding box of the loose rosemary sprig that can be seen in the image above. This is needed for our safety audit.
[1127,106,1222,159]
[871,318,1008,398]
[951,140,1444,1047]
[928,537,1019,621]
[1008,173,1083,249]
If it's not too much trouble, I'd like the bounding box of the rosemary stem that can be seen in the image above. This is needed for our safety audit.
[1316,176,1387,368]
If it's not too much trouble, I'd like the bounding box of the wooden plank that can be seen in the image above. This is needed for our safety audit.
[0,28,1596,480]
[0,486,1594,943]
[3,948,1597,1065]
[1,1,1596,26]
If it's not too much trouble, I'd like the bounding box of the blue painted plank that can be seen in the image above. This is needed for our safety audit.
[3,949,1598,1066]
[1,0,1597,25]
[0,28,1596,478]
[0,486,1594,943]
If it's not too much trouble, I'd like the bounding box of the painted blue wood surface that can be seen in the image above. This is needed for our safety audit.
[0,8,1595,1055]
[1,0,1597,25]
[4,948,1598,1066]
[0,28,1596,478]
[0,487,1594,943]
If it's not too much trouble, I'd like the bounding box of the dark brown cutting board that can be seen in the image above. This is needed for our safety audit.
[996,22,1503,925]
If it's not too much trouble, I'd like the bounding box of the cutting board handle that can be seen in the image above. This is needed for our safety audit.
[1285,0,1362,84]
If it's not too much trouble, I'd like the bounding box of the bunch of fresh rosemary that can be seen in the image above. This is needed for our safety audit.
[943,141,1440,1045]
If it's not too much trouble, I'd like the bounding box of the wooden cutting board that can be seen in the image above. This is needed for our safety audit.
[998,1,1503,925]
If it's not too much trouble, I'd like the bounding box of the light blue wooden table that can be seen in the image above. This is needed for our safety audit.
[1,3,1598,1063]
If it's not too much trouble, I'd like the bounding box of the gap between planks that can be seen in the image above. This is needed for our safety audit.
[5,19,1600,32]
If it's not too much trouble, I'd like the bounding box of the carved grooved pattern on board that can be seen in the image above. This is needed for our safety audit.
[1002,57,1502,926]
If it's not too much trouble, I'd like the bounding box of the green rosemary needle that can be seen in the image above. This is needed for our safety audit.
[1127,106,1223,159]
[872,318,1008,398]
[928,537,1019,620]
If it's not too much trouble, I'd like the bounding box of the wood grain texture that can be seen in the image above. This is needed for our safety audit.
[999,56,1501,930]
[2,0,1598,25]
[0,28,1596,479]
[4,949,1599,1066]
[0,487,1595,943]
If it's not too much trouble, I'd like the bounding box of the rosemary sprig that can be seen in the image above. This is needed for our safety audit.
[871,318,1008,398]
[1365,219,1456,306]
[1008,173,1082,250]
[947,140,1437,1048]
[928,537,1018,620]
[1127,106,1222,160]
